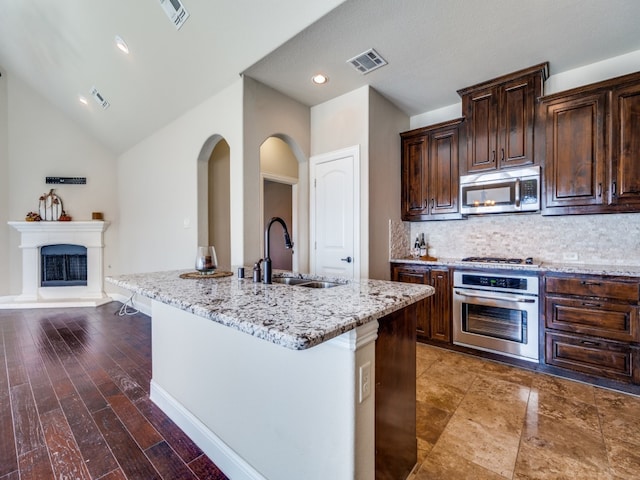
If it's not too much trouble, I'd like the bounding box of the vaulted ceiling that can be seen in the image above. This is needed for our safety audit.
[1,0,639,155]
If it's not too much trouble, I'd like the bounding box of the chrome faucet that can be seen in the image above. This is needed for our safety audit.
[263,217,293,284]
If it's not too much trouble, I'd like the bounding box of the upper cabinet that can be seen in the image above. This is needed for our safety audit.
[400,118,464,221]
[458,63,548,174]
[540,71,640,215]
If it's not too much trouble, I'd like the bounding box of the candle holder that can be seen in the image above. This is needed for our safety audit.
[195,246,218,274]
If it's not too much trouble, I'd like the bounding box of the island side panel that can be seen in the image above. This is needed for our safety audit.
[375,302,418,480]
[150,300,377,480]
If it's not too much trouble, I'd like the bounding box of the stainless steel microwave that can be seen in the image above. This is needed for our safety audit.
[460,166,540,215]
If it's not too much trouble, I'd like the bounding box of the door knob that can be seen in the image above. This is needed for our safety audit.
[341,256,353,263]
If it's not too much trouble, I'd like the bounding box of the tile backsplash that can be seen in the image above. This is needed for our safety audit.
[390,213,640,266]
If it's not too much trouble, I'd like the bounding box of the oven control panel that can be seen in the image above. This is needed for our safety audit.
[462,274,527,290]
[454,271,539,295]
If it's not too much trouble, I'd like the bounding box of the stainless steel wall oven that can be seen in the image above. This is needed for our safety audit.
[453,270,539,362]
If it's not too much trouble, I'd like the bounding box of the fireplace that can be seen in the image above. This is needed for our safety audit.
[4,221,111,308]
[41,244,88,287]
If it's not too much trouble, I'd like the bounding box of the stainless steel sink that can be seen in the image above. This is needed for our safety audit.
[299,281,341,288]
[271,277,311,286]
[271,277,341,288]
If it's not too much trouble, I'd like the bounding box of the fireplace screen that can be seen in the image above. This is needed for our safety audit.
[41,244,88,287]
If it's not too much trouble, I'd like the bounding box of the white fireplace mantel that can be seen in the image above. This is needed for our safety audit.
[2,221,112,309]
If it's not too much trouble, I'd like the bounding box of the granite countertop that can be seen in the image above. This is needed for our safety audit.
[390,257,640,277]
[106,270,434,350]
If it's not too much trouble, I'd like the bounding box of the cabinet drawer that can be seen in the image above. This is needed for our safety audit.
[545,276,640,302]
[545,332,640,383]
[545,296,639,342]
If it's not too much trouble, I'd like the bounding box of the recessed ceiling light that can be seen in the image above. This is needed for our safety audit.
[312,74,329,85]
[115,35,129,54]
[79,96,88,105]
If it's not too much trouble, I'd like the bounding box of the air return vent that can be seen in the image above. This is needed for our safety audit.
[90,87,110,110]
[347,48,388,75]
[159,0,190,30]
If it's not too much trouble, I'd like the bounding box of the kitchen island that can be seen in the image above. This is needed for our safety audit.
[107,270,434,480]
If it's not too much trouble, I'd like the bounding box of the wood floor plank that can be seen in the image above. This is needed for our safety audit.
[17,444,54,480]
[107,392,163,450]
[41,408,92,480]
[95,468,128,480]
[135,397,204,464]
[145,441,198,480]
[92,406,162,480]
[24,354,59,416]
[188,454,229,480]
[0,470,20,480]
[10,383,44,456]
[59,392,119,479]
[0,393,18,477]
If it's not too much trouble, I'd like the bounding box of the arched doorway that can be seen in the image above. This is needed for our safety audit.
[260,136,299,272]
[197,135,231,270]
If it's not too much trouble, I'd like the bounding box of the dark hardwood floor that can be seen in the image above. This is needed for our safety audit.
[0,304,228,480]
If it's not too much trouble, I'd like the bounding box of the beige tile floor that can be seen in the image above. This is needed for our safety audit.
[412,344,640,479]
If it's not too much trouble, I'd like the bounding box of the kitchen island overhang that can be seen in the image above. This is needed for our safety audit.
[107,271,434,480]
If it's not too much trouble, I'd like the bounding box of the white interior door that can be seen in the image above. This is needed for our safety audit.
[310,146,360,279]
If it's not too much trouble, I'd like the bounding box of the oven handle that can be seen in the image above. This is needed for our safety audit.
[454,289,536,304]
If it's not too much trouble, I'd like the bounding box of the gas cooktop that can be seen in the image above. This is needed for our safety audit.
[461,256,534,265]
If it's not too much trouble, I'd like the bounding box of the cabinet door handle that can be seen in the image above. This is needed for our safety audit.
[581,302,602,308]
[500,148,505,162]
[491,150,496,163]
[580,340,601,347]
[612,181,617,196]
[431,198,435,209]
[580,281,602,286]
[597,183,602,197]
[340,256,353,263]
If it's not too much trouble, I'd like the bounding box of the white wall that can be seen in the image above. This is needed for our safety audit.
[115,80,243,276]
[0,68,8,295]
[4,74,118,295]
[311,86,370,278]
[369,89,409,280]
[242,77,310,271]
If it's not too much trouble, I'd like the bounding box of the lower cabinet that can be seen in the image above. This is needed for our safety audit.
[375,302,417,480]
[543,273,640,385]
[390,263,451,343]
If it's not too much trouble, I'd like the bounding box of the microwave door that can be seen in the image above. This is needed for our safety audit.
[461,182,515,213]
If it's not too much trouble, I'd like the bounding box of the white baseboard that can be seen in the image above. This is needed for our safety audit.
[0,295,112,309]
[150,381,266,480]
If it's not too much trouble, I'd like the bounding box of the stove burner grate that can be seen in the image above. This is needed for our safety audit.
[461,256,532,264]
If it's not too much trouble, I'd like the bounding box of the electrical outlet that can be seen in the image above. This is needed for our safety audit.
[359,361,371,403]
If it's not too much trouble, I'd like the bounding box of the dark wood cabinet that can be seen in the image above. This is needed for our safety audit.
[543,273,640,384]
[390,263,451,343]
[611,81,640,207]
[400,118,463,221]
[541,71,640,215]
[375,302,417,480]
[428,269,451,342]
[458,63,548,173]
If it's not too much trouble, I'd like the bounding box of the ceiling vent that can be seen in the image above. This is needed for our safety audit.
[159,0,190,30]
[347,48,388,75]
[90,87,110,110]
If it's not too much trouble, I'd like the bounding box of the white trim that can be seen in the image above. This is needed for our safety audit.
[150,381,267,480]
[328,320,379,350]
[0,295,112,310]
[309,145,361,279]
